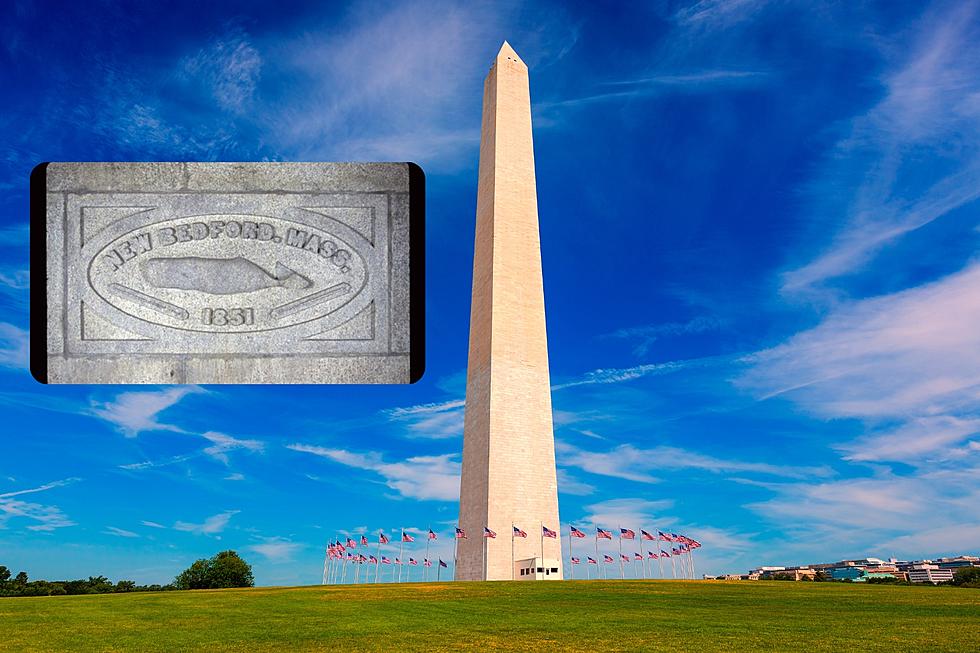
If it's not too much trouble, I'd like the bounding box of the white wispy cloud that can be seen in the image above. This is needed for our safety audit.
[0,478,80,532]
[558,441,832,484]
[552,358,711,391]
[173,510,238,536]
[103,526,139,538]
[602,316,728,356]
[266,0,501,168]
[181,27,262,113]
[0,322,29,369]
[674,0,770,29]
[384,399,465,439]
[741,262,980,425]
[287,443,460,501]
[782,1,980,293]
[141,520,166,529]
[88,386,204,436]
[249,537,303,562]
[838,416,980,464]
[579,498,675,528]
[745,465,980,559]
[538,69,768,112]
[200,431,264,465]
[556,469,595,496]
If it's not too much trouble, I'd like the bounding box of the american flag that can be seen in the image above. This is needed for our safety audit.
[428,529,438,540]
[513,526,527,538]
[409,558,418,566]
[658,531,672,542]
[620,553,630,562]
[455,527,467,539]
[423,559,432,567]
[570,526,586,538]
[588,557,598,564]
[603,554,615,563]
[336,541,346,553]
[634,553,643,561]
[347,537,357,548]
[620,528,635,540]
[597,528,613,540]
[571,557,581,564]
[648,551,658,559]
[379,531,390,545]
[640,529,655,541]
[484,527,497,539]
[360,535,369,546]
[381,556,391,564]
[439,560,448,568]
[660,550,670,557]
[542,526,557,538]
[346,552,353,560]
[369,555,378,564]
[672,548,682,556]
[394,558,402,565]
[402,531,414,543]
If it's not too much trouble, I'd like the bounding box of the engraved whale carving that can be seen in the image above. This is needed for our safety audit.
[141,256,312,295]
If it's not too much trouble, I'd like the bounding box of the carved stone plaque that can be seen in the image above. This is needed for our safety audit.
[32,162,424,384]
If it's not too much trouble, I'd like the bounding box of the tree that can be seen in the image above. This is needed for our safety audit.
[0,566,10,584]
[952,566,980,588]
[13,571,28,588]
[174,551,254,590]
[115,580,136,593]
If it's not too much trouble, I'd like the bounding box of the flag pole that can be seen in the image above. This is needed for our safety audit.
[341,553,348,585]
[437,561,442,582]
[691,549,697,580]
[657,532,665,579]
[424,526,431,582]
[398,529,404,583]
[639,526,646,580]
[618,525,624,580]
[567,525,573,580]
[453,529,459,582]
[539,522,544,581]
[320,546,330,585]
[482,530,487,581]
[594,523,603,580]
[511,523,515,581]
[375,532,382,583]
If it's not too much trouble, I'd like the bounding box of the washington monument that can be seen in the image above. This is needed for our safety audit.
[457,42,563,581]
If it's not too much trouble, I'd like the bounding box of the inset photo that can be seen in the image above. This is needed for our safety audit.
[30,162,424,384]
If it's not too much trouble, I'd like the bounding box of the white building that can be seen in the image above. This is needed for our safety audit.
[515,557,562,581]
[908,564,954,584]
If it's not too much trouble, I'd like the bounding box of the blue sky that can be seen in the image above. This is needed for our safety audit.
[1,0,979,586]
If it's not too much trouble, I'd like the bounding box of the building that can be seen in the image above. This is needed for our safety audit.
[515,557,562,581]
[456,42,563,581]
[908,564,954,584]
[936,556,980,570]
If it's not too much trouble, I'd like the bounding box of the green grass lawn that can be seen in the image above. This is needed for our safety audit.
[2,580,978,652]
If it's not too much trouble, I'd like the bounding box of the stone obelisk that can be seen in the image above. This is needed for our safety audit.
[457,42,562,581]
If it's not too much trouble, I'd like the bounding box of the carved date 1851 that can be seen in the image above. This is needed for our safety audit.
[202,308,255,327]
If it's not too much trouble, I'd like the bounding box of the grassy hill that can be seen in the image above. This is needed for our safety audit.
[2,580,978,652]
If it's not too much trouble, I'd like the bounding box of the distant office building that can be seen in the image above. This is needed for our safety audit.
[908,564,954,584]
[936,556,979,570]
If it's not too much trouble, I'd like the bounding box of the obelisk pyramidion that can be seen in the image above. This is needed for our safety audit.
[457,42,563,581]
